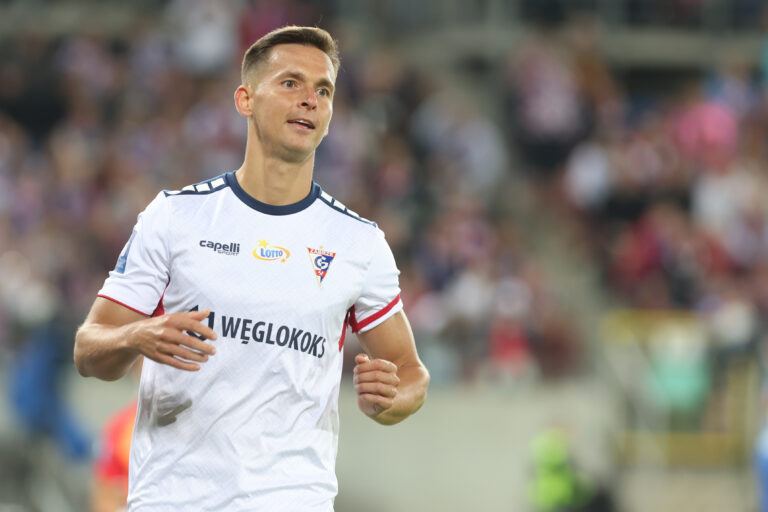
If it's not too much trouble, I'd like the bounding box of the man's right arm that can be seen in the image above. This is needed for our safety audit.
[74,297,217,381]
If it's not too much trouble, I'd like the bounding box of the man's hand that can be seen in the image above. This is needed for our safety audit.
[128,309,217,371]
[353,353,400,419]
[353,311,428,425]
[75,298,219,381]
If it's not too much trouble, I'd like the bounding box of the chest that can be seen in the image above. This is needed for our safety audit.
[165,210,366,323]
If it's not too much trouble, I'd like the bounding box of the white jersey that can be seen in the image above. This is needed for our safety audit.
[98,172,402,511]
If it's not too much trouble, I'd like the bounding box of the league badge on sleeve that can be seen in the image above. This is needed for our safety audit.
[307,247,336,286]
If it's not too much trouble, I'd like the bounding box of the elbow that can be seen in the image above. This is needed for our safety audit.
[73,329,90,377]
[73,358,86,377]
[74,325,113,379]
[417,365,430,408]
[72,322,130,382]
[73,355,90,378]
[407,365,430,419]
[374,414,404,426]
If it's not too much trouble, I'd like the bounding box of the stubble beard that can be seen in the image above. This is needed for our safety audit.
[253,119,317,165]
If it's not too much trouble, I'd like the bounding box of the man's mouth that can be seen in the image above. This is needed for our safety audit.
[288,119,315,129]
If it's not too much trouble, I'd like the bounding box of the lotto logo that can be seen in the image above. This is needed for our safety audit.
[253,240,290,262]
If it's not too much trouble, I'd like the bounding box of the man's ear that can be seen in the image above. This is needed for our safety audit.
[234,85,252,117]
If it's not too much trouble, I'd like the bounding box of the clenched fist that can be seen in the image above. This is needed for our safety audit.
[353,353,400,418]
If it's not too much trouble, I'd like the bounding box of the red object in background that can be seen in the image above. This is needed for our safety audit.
[93,400,138,490]
[611,219,662,289]
[670,100,738,168]
[489,318,530,367]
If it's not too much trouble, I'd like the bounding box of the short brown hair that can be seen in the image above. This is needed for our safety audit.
[241,26,340,84]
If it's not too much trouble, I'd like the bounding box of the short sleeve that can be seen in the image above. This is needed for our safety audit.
[98,192,171,316]
[349,228,403,333]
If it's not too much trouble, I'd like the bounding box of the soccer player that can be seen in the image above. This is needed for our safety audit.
[74,26,429,511]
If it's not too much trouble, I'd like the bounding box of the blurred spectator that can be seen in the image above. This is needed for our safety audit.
[9,317,90,461]
[527,427,617,512]
[91,360,141,512]
[505,23,585,178]
[485,275,536,383]
[644,321,710,429]
[164,0,238,76]
[563,135,612,213]
[238,0,321,55]
[756,373,768,512]
[0,33,65,142]
[91,400,137,512]
[669,84,738,170]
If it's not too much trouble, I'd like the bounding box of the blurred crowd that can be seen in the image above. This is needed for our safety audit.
[0,0,589,463]
[503,12,768,442]
[510,17,768,361]
[4,0,768,467]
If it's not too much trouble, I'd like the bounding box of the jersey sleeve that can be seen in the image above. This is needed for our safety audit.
[349,228,403,333]
[98,192,171,316]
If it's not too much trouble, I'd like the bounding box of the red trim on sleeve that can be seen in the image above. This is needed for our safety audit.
[338,310,351,352]
[348,305,359,332]
[151,286,167,317]
[97,294,150,317]
[351,294,401,333]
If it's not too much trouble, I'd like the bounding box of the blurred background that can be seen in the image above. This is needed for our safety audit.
[2,0,768,510]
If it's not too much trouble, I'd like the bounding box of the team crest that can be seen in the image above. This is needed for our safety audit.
[253,240,290,262]
[307,247,336,286]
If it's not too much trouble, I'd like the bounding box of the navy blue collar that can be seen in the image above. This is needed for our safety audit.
[225,171,320,215]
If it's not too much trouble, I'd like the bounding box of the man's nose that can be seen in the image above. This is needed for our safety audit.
[300,90,317,110]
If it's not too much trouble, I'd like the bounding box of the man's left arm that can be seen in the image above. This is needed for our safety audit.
[354,310,429,425]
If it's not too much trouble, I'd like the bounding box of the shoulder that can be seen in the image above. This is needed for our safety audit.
[162,173,230,198]
[150,174,231,221]
[315,188,378,228]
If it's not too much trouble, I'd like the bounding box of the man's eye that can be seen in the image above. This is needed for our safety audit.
[317,88,330,97]
[282,80,295,88]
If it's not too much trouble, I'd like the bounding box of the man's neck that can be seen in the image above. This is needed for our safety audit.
[235,143,315,206]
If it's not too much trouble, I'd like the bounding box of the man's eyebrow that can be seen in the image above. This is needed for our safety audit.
[317,78,335,93]
[278,71,335,92]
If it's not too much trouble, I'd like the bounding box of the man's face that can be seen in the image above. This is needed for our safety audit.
[246,44,336,163]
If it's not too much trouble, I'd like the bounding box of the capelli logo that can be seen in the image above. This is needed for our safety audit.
[199,240,240,256]
[253,240,290,262]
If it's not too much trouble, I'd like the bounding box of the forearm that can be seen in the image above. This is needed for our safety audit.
[372,364,430,426]
[74,322,141,381]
